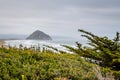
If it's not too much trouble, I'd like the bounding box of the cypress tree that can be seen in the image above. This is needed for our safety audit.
[64,29,120,71]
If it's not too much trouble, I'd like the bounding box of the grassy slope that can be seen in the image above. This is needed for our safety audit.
[0,47,115,80]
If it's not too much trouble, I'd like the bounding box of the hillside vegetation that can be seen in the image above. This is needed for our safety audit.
[0,46,101,80]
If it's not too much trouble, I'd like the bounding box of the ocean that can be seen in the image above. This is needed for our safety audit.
[5,36,87,51]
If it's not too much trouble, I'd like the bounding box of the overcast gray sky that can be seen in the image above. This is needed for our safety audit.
[0,0,120,38]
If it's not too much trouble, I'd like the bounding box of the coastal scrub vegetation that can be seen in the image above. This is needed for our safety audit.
[0,29,120,80]
[0,46,101,80]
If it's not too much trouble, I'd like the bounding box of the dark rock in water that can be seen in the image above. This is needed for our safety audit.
[26,30,52,40]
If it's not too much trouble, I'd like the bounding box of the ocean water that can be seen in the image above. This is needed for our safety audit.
[5,36,87,51]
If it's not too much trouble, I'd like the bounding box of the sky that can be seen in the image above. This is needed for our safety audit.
[0,0,120,38]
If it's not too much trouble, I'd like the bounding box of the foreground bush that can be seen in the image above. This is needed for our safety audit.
[0,47,101,80]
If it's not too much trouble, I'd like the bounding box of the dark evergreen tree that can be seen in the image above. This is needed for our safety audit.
[63,29,120,71]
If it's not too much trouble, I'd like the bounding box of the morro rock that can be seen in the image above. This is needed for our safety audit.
[26,30,52,40]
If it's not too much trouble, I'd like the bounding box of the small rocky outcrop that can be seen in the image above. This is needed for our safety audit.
[26,30,52,40]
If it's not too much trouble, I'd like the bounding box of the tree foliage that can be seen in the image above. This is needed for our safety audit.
[63,29,120,71]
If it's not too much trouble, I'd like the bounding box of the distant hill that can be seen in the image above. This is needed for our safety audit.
[26,30,52,40]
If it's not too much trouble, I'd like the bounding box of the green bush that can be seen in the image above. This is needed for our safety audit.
[0,47,100,80]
